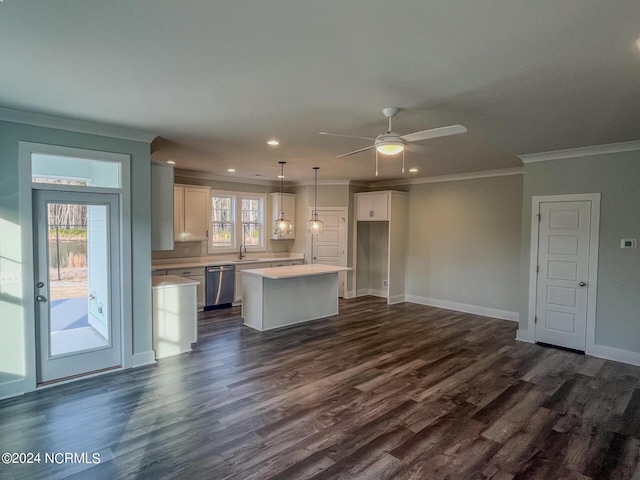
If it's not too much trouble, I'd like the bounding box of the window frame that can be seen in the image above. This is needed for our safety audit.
[208,190,266,254]
[210,192,236,252]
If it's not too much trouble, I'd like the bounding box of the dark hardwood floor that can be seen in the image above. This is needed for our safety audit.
[2,297,640,479]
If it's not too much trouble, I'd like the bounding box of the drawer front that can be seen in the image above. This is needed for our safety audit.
[271,260,302,267]
[166,267,205,277]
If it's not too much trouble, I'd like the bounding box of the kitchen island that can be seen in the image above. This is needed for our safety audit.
[241,264,351,331]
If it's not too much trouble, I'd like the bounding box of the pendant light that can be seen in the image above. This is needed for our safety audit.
[273,161,293,237]
[307,166,324,234]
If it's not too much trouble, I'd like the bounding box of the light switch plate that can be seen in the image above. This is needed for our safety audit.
[621,239,637,249]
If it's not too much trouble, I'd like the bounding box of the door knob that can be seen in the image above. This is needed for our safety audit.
[36,295,47,303]
[578,282,587,287]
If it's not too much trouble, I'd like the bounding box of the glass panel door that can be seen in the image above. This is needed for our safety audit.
[34,190,121,383]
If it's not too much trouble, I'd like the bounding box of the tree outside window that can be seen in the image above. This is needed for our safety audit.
[241,197,262,247]
[211,195,234,248]
[209,191,265,253]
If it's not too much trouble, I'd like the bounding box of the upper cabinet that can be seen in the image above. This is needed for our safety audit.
[151,162,175,251]
[355,192,389,221]
[174,185,211,242]
[270,192,296,239]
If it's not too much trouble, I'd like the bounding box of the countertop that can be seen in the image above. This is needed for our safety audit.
[152,275,201,289]
[242,264,351,279]
[152,254,304,271]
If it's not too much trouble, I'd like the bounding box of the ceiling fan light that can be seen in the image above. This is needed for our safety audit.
[375,143,404,156]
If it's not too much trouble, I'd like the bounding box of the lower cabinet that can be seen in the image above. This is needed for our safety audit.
[152,277,198,359]
[166,268,205,310]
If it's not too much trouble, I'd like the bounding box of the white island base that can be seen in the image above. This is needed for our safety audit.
[241,264,351,331]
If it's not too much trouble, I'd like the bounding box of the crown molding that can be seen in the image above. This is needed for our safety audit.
[174,168,283,187]
[0,106,157,144]
[519,140,640,163]
[370,167,523,187]
[294,179,352,187]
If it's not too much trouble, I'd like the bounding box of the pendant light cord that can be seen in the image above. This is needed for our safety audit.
[279,161,285,217]
[313,166,319,218]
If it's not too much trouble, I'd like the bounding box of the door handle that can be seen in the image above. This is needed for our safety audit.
[578,282,587,287]
[36,281,45,288]
[36,295,47,303]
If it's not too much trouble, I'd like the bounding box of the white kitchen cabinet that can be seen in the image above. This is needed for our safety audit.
[151,161,175,251]
[152,275,198,359]
[166,267,206,310]
[174,185,211,242]
[270,192,296,239]
[355,192,389,221]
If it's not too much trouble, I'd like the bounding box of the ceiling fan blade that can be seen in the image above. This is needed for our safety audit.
[319,132,377,141]
[336,145,375,158]
[400,124,467,143]
[405,143,431,155]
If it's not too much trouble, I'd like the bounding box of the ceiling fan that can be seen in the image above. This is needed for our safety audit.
[320,108,467,175]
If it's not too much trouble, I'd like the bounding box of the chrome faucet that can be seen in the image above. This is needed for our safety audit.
[239,243,247,260]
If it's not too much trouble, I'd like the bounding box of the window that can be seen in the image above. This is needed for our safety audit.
[209,191,265,253]
[211,195,234,248]
[241,197,262,247]
[31,154,121,188]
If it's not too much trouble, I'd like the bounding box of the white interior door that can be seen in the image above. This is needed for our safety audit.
[34,189,122,383]
[535,201,591,351]
[310,208,347,297]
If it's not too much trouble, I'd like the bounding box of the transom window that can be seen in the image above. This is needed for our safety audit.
[209,191,266,253]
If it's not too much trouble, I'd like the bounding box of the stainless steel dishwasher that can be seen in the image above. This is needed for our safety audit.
[205,265,235,309]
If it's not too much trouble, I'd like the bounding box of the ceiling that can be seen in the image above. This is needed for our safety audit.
[1,1,639,183]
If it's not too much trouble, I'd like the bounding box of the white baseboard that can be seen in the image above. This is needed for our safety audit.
[0,378,26,400]
[356,288,387,298]
[344,290,356,299]
[586,344,640,367]
[369,288,387,298]
[404,295,520,322]
[388,294,405,305]
[516,329,534,343]
[131,350,156,368]
[516,330,640,367]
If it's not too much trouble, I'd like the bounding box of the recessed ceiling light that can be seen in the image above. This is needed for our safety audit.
[267,139,280,146]
[409,167,418,173]
[166,160,176,165]
[277,174,285,179]
[227,168,236,173]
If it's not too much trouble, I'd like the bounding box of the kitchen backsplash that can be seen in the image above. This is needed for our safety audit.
[152,239,293,260]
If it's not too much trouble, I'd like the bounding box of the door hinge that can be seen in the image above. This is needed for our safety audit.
[536,213,541,222]
[537,265,539,273]
[535,316,537,324]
